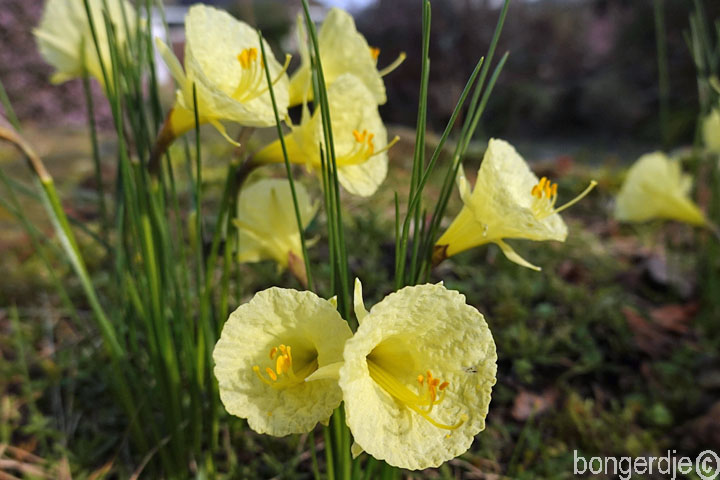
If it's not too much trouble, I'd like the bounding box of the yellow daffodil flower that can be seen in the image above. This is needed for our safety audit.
[703,108,720,154]
[155,4,290,148]
[614,152,706,226]
[434,139,597,271]
[214,287,352,436]
[34,0,137,87]
[289,8,404,106]
[234,178,317,282]
[336,280,496,470]
[255,73,397,197]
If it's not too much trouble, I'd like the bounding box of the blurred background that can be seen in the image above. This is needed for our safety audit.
[2,0,718,153]
[2,2,720,477]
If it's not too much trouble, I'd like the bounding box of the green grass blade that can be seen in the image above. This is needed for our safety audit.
[257,30,314,291]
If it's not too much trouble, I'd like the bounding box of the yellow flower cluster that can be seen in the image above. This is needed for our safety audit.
[214,280,497,470]
[35,3,400,197]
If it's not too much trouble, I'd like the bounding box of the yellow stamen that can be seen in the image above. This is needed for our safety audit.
[237,47,258,69]
[233,47,291,103]
[353,129,366,143]
[530,177,597,220]
[369,47,381,60]
[368,362,465,430]
[253,343,317,389]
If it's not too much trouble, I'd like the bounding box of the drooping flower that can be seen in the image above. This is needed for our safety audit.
[337,280,496,470]
[34,0,137,87]
[434,139,596,271]
[614,152,706,226]
[154,4,290,149]
[234,178,317,282]
[254,73,397,197]
[213,287,352,436]
[703,108,720,154]
[288,8,404,106]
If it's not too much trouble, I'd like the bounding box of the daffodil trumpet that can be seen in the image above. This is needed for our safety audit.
[34,0,137,89]
[433,139,597,271]
[255,73,397,196]
[149,5,291,169]
[234,178,317,284]
[614,151,708,227]
[289,7,405,106]
[338,280,497,470]
[214,287,352,436]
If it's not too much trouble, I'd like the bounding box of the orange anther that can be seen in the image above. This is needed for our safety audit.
[370,47,380,60]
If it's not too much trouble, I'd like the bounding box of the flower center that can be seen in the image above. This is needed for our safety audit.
[367,361,466,430]
[530,176,598,220]
[232,47,290,103]
[337,129,399,166]
[253,344,318,389]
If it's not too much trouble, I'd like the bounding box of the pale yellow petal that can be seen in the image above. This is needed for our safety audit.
[495,240,541,271]
[703,108,720,154]
[336,152,388,197]
[155,37,187,86]
[353,278,368,324]
[208,119,241,147]
[456,165,473,205]
[214,288,353,436]
[288,13,312,106]
[305,361,343,382]
[351,442,364,459]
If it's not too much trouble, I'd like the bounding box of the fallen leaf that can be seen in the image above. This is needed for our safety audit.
[622,307,674,356]
[684,402,720,451]
[511,389,558,421]
[649,303,698,334]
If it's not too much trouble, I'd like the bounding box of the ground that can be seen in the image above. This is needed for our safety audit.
[1,123,719,479]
